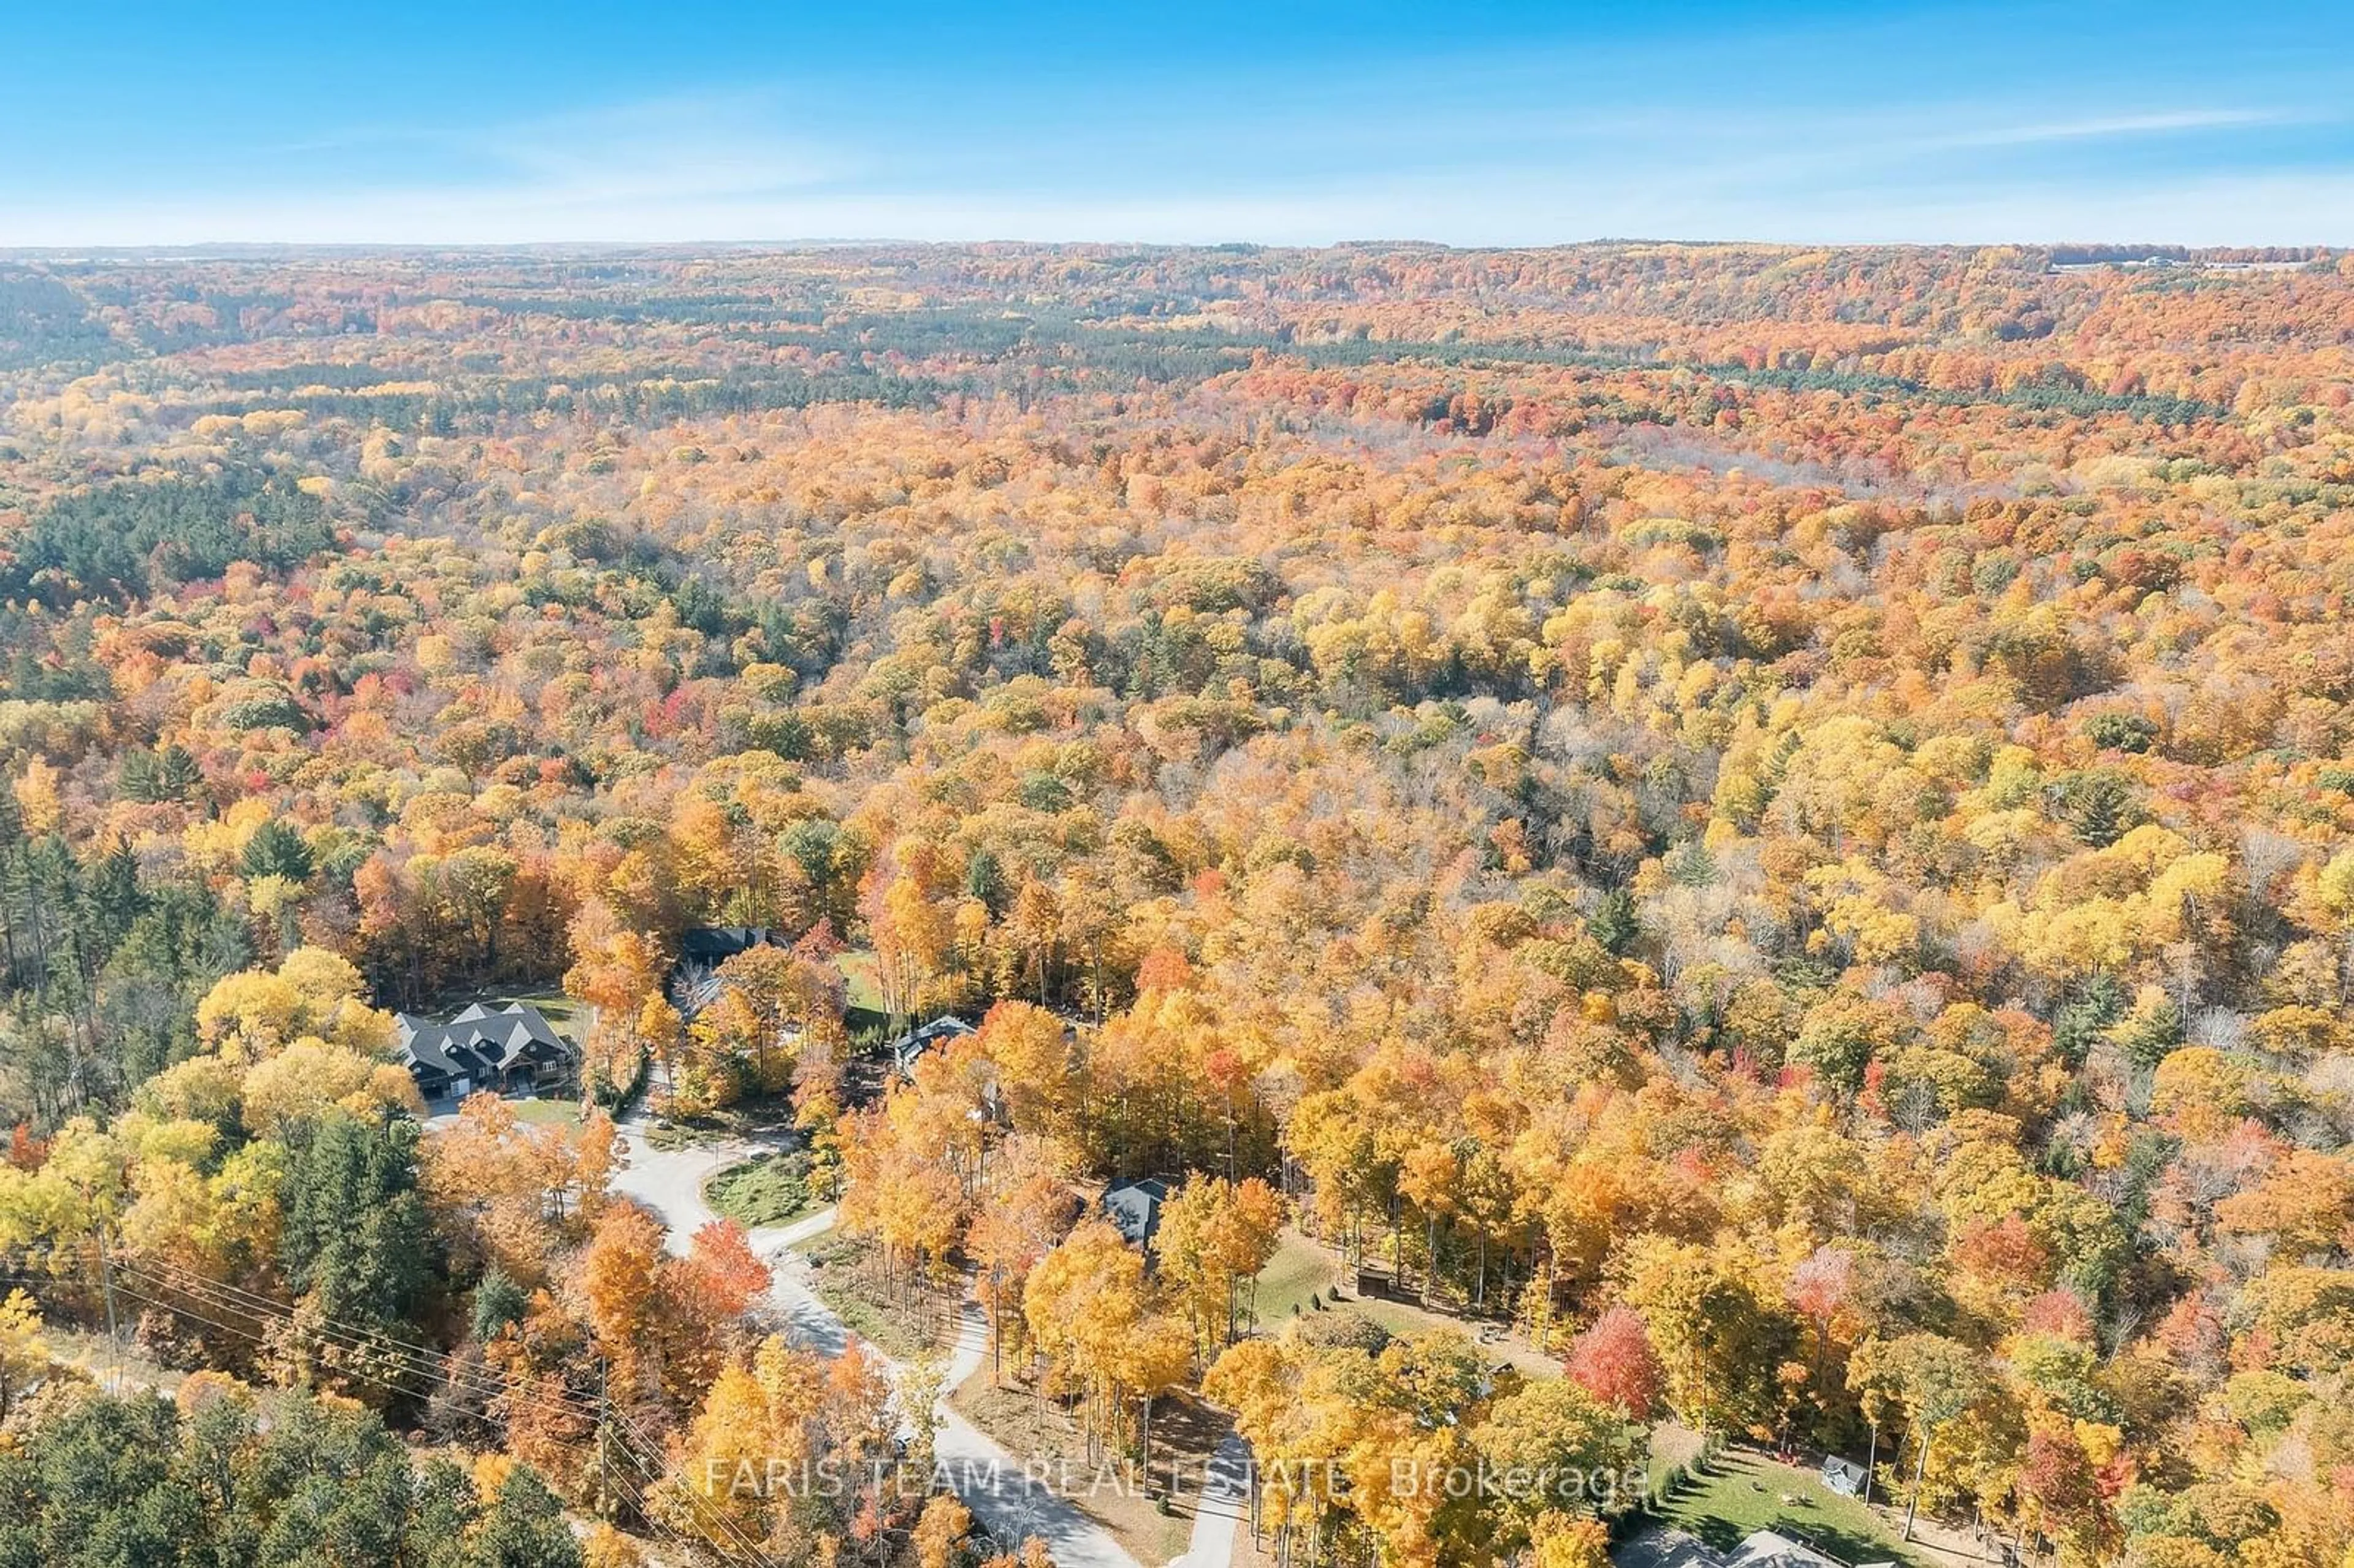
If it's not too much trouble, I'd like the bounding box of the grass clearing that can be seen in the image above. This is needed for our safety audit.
[509,1097,584,1127]
[45,1325,186,1399]
[1251,1230,1333,1324]
[795,1233,951,1360]
[420,988,586,1038]
[505,989,585,1033]
[835,949,886,1015]
[704,1149,820,1227]
[1647,1445,1927,1567]
[1250,1230,1560,1379]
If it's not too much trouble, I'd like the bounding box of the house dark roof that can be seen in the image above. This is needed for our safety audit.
[1613,1525,1726,1568]
[677,926,777,964]
[888,1014,977,1074]
[1819,1455,1867,1496]
[395,1003,571,1092]
[1103,1178,1170,1246]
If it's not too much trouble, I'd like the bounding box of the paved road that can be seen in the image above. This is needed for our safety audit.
[1171,1435,1248,1568]
[610,1121,1141,1568]
[606,1124,770,1254]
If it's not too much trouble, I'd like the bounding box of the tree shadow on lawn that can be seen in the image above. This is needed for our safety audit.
[1663,1448,1913,1566]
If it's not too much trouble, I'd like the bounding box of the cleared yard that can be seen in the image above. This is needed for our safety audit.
[504,989,586,1032]
[419,988,587,1038]
[834,949,886,1017]
[509,1096,584,1127]
[703,1149,821,1227]
[1647,1444,1928,1567]
[792,1231,951,1360]
[1251,1230,1561,1379]
[1250,1228,1331,1323]
[950,1372,1214,1566]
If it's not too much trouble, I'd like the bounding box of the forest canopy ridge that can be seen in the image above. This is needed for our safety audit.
[1,238,2353,1568]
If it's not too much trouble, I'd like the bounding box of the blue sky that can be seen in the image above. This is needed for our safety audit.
[3,0,2350,246]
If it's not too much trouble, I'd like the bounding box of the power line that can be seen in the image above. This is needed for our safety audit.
[97,1274,689,1567]
[95,1233,123,1395]
[118,1258,777,1568]
[131,1263,776,1568]
[6,1260,787,1568]
[126,1258,598,1412]
[126,1268,557,1425]
[126,1256,780,1568]
[123,1259,597,1420]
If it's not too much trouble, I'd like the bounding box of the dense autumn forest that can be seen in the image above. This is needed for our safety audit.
[1,241,2353,1568]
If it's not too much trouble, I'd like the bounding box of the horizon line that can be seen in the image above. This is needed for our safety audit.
[2,235,2343,258]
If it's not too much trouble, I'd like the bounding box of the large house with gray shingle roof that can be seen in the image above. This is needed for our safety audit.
[395,1003,573,1102]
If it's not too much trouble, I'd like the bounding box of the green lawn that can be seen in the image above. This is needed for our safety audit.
[1648,1445,1925,1567]
[794,1233,949,1360]
[704,1150,821,1227]
[1252,1230,1335,1324]
[509,1097,584,1127]
[1250,1231,1561,1378]
[835,949,886,1016]
[422,988,587,1040]
[505,989,585,1033]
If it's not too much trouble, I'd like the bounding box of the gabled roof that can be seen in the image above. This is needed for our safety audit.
[1726,1531,1843,1568]
[395,1003,571,1084]
[398,1029,465,1077]
[1611,1526,1848,1568]
[1103,1178,1170,1244]
[1819,1455,1867,1496]
[677,926,777,962]
[891,1015,977,1048]
[1613,1526,1725,1568]
[888,1014,977,1072]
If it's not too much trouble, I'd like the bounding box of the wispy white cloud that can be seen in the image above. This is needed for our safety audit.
[466,89,854,206]
[1926,107,2293,150]
[2,77,2348,249]
[4,0,2351,249]
[12,160,2354,249]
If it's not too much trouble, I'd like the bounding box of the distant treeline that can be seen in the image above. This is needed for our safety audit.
[1694,360,2220,427]
[450,291,825,325]
[2047,243,2334,267]
[172,302,2220,436]
[178,366,946,435]
[0,270,120,370]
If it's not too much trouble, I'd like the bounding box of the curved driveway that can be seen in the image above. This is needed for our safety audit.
[608,1120,1147,1568]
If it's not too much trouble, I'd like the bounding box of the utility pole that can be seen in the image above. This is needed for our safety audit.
[96,1231,123,1394]
[596,1355,612,1520]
